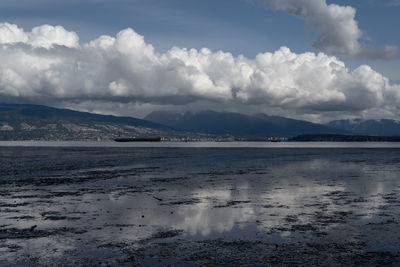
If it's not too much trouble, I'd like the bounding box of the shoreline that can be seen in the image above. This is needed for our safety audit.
[1,140,400,148]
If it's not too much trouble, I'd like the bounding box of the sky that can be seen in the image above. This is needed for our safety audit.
[0,0,399,122]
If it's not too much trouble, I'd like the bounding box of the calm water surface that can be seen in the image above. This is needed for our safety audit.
[0,143,399,265]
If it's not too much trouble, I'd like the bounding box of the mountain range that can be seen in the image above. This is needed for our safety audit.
[1,103,400,141]
[145,110,346,137]
[0,103,172,141]
[328,119,400,136]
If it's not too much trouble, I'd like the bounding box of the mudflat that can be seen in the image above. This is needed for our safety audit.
[0,146,399,266]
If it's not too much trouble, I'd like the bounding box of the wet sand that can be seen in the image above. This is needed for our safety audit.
[0,146,400,266]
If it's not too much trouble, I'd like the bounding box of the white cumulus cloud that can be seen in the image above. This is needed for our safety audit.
[0,23,79,48]
[263,0,399,60]
[0,22,399,120]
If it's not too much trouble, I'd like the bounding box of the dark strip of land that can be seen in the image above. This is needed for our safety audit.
[289,134,400,142]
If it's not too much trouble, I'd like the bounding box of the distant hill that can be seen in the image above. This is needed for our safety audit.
[145,110,347,137]
[0,103,171,141]
[327,119,400,136]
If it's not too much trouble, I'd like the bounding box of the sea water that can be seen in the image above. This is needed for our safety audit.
[0,142,399,265]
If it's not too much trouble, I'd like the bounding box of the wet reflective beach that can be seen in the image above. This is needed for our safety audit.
[0,143,400,266]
